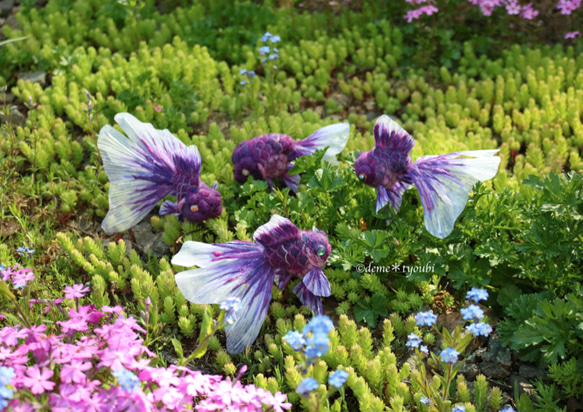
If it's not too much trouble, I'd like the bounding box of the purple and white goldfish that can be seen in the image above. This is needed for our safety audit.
[98,113,222,233]
[172,214,332,353]
[232,123,350,192]
[354,115,501,238]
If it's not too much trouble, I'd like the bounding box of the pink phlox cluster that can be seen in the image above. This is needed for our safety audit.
[557,0,581,14]
[565,31,581,38]
[466,0,540,18]
[404,2,439,22]
[1,265,35,288]
[1,301,292,411]
[195,379,291,412]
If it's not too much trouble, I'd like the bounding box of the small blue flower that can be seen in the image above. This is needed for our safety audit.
[258,46,270,56]
[415,311,437,327]
[240,80,248,85]
[440,347,460,364]
[269,53,279,60]
[283,330,306,351]
[461,304,484,321]
[240,68,248,75]
[247,70,256,78]
[261,32,272,42]
[499,407,516,412]
[466,322,493,337]
[419,345,429,355]
[406,333,422,349]
[303,315,334,337]
[305,333,329,358]
[113,367,140,393]
[452,406,466,412]
[220,297,240,313]
[466,288,488,302]
[420,396,431,405]
[297,377,318,397]
[225,312,237,325]
[0,367,15,387]
[328,370,349,388]
[16,245,34,258]
[270,35,281,43]
[0,264,5,272]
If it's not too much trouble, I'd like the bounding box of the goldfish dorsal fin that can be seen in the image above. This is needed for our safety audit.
[253,214,299,247]
[373,115,415,155]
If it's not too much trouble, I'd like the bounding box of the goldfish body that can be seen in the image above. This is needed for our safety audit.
[172,215,332,353]
[355,115,501,238]
[232,123,350,192]
[98,113,222,233]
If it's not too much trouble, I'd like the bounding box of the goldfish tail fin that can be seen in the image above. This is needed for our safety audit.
[295,123,350,165]
[408,150,501,238]
[98,113,201,233]
[172,241,275,354]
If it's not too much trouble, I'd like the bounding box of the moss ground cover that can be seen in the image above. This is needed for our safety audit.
[1,0,582,410]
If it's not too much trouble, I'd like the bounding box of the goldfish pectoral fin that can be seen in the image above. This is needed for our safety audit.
[376,186,389,213]
[373,115,415,155]
[293,282,324,315]
[159,200,180,215]
[303,267,331,297]
[282,173,300,193]
[173,242,273,354]
[409,150,501,238]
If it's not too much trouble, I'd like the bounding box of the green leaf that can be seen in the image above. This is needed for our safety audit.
[171,338,184,361]
[353,293,387,328]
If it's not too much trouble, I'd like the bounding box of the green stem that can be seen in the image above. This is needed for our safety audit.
[178,322,221,367]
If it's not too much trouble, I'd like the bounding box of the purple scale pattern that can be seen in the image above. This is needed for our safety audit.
[232,134,298,185]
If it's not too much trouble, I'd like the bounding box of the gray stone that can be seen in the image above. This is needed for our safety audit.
[519,364,546,380]
[0,0,14,17]
[5,13,19,30]
[1,106,25,126]
[329,92,350,108]
[18,71,47,87]
[508,375,535,397]
[364,99,375,111]
[459,362,480,381]
[480,361,511,379]
[132,221,169,258]
[481,338,511,367]
[314,105,324,117]
[465,347,487,363]
[366,111,379,121]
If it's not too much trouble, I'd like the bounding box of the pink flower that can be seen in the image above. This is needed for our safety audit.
[565,31,581,39]
[11,268,35,289]
[60,361,92,384]
[64,284,90,299]
[22,366,55,394]
[505,0,521,14]
[557,0,581,15]
[520,3,539,19]
[404,4,439,21]
[261,390,292,412]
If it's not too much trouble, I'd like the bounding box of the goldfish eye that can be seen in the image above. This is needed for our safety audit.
[242,168,249,176]
[316,247,326,257]
[190,205,199,213]
[358,173,366,181]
